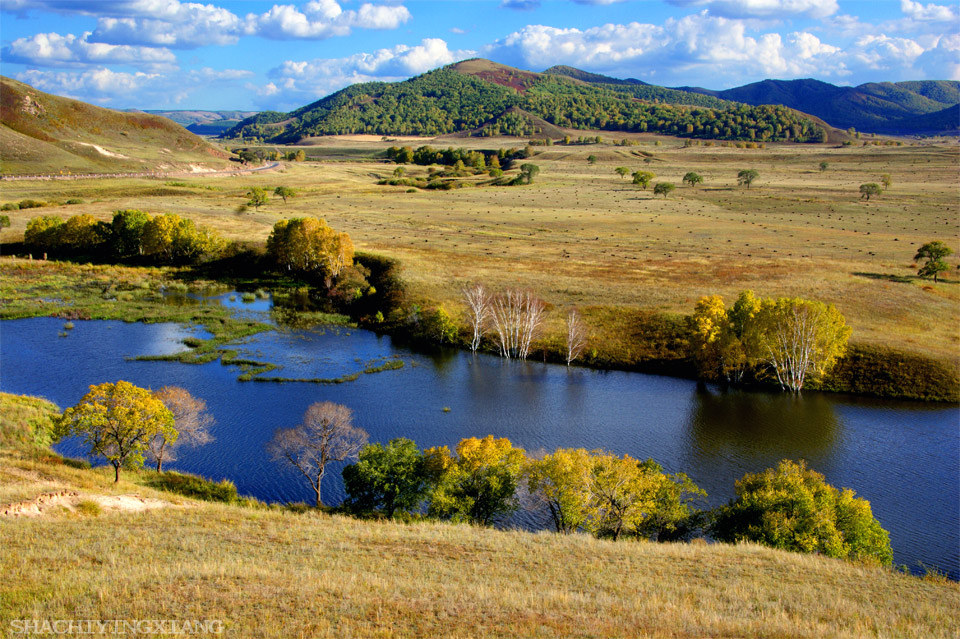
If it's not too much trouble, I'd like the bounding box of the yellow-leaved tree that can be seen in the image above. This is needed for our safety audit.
[266,217,354,285]
[56,381,176,482]
[527,448,593,534]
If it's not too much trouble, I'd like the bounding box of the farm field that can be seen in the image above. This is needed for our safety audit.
[2,133,958,365]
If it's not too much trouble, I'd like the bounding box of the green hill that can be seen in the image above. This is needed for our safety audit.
[222,58,836,144]
[672,78,960,133]
[0,76,233,176]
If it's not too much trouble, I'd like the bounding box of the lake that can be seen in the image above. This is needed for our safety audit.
[1,313,957,578]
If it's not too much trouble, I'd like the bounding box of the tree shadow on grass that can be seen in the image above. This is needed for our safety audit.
[853,272,958,285]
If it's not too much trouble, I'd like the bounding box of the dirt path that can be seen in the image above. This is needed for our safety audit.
[1,490,171,517]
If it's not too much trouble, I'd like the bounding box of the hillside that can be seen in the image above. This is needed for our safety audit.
[0,77,233,176]
[673,78,960,133]
[1,393,957,639]
[134,109,260,136]
[875,103,960,136]
[222,59,835,144]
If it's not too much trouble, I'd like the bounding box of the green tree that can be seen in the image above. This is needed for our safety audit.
[266,217,354,283]
[819,161,829,172]
[653,182,675,198]
[110,209,150,258]
[426,435,526,525]
[142,214,223,264]
[58,214,104,253]
[273,186,296,203]
[24,215,63,250]
[859,183,881,200]
[527,448,593,534]
[682,172,703,187]
[614,167,629,179]
[392,166,405,178]
[55,381,176,482]
[0,215,10,233]
[914,241,953,283]
[342,438,432,518]
[519,163,540,184]
[737,169,759,188]
[587,154,597,165]
[713,460,893,565]
[632,171,654,190]
[247,187,269,210]
[880,174,892,189]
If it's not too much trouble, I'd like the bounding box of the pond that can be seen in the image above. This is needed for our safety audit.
[1,314,957,579]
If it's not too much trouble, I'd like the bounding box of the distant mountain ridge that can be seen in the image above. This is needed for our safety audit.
[131,110,260,136]
[1,76,232,175]
[222,58,838,144]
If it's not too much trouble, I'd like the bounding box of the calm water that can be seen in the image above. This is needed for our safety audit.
[1,316,957,578]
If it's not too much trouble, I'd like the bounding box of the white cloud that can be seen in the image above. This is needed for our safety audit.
[245,1,411,41]
[915,32,960,79]
[900,0,957,21]
[93,4,244,48]
[851,34,925,71]
[3,31,177,69]
[668,0,839,19]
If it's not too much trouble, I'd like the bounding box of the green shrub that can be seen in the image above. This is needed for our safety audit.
[1,202,20,211]
[65,199,84,205]
[75,500,102,516]
[144,471,240,503]
[241,292,256,302]
[19,199,46,209]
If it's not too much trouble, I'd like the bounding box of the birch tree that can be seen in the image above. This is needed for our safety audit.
[267,402,368,507]
[489,289,545,359]
[462,283,490,352]
[148,386,215,473]
[565,308,587,365]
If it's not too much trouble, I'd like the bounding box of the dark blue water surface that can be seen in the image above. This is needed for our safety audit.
[1,315,957,578]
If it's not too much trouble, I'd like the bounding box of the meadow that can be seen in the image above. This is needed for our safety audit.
[2,132,957,382]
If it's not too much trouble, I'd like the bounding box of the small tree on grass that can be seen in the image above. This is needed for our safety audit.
[819,161,829,172]
[273,186,295,203]
[614,167,629,179]
[267,402,368,507]
[56,381,175,482]
[587,154,597,165]
[148,386,214,473]
[653,182,675,198]
[737,169,759,188]
[713,460,893,565]
[520,163,540,184]
[859,183,881,200]
[0,215,10,233]
[247,187,269,210]
[880,173,892,189]
[527,448,593,534]
[632,171,654,190]
[682,172,703,187]
[914,241,953,283]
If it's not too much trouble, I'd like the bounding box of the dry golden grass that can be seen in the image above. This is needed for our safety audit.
[1,443,957,639]
[3,135,958,362]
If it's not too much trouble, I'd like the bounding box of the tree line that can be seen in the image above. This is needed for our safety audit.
[51,383,893,567]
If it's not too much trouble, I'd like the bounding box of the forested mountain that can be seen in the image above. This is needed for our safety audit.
[542,66,736,109]
[222,59,833,144]
[129,110,260,136]
[671,78,959,132]
[1,76,232,175]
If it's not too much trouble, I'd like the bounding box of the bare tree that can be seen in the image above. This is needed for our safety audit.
[462,283,490,352]
[489,289,545,359]
[267,402,368,507]
[148,386,215,472]
[565,309,587,365]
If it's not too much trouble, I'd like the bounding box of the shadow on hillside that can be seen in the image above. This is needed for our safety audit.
[853,272,958,285]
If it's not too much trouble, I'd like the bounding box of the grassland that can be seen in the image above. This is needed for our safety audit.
[1,393,957,639]
[2,133,957,395]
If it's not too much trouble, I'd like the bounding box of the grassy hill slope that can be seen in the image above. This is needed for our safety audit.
[1,393,957,638]
[0,76,233,176]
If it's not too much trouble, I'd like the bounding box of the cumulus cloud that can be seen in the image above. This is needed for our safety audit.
[243,1,411,41]
[667,0,839,19]
[500,0,541,10]
[900,0,957,21]
[261,38,471,106]
[915,32,960,79]
[3,31,176,69]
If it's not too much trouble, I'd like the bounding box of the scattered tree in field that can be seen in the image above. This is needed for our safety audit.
[489,289,545,359]
[285,149,306,162]
[266,217,354,283]
[56,381,175,482]
[737,169,759,188]
[632,171,654,190]
[273,186,295,203]
[267,402,368,507]
[713,460,893,565]
[653,182,675,198]
[527,448,593,533]
[614,167,629,179]
[426,435,526,525]
[110,209,150,257]
[392,166,405,178]
[462,283,490,352]
[859,183,881,200]
[0,215,9,233]
[819,161,829,172]
[880,173,892,189]
[342,438,433,518]
[914,241,953,282]
[682,172,703,187]
[148,386,214,473]
[565,308,587,365]
[749,296,851,392]
[587,154,597,164]
[247,187,269,210]
[519,163,540,184]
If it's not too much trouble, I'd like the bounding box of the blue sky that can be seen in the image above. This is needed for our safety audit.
[1,0,957,110]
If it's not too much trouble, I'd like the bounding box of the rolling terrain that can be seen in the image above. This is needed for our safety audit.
[0,77,234,176]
